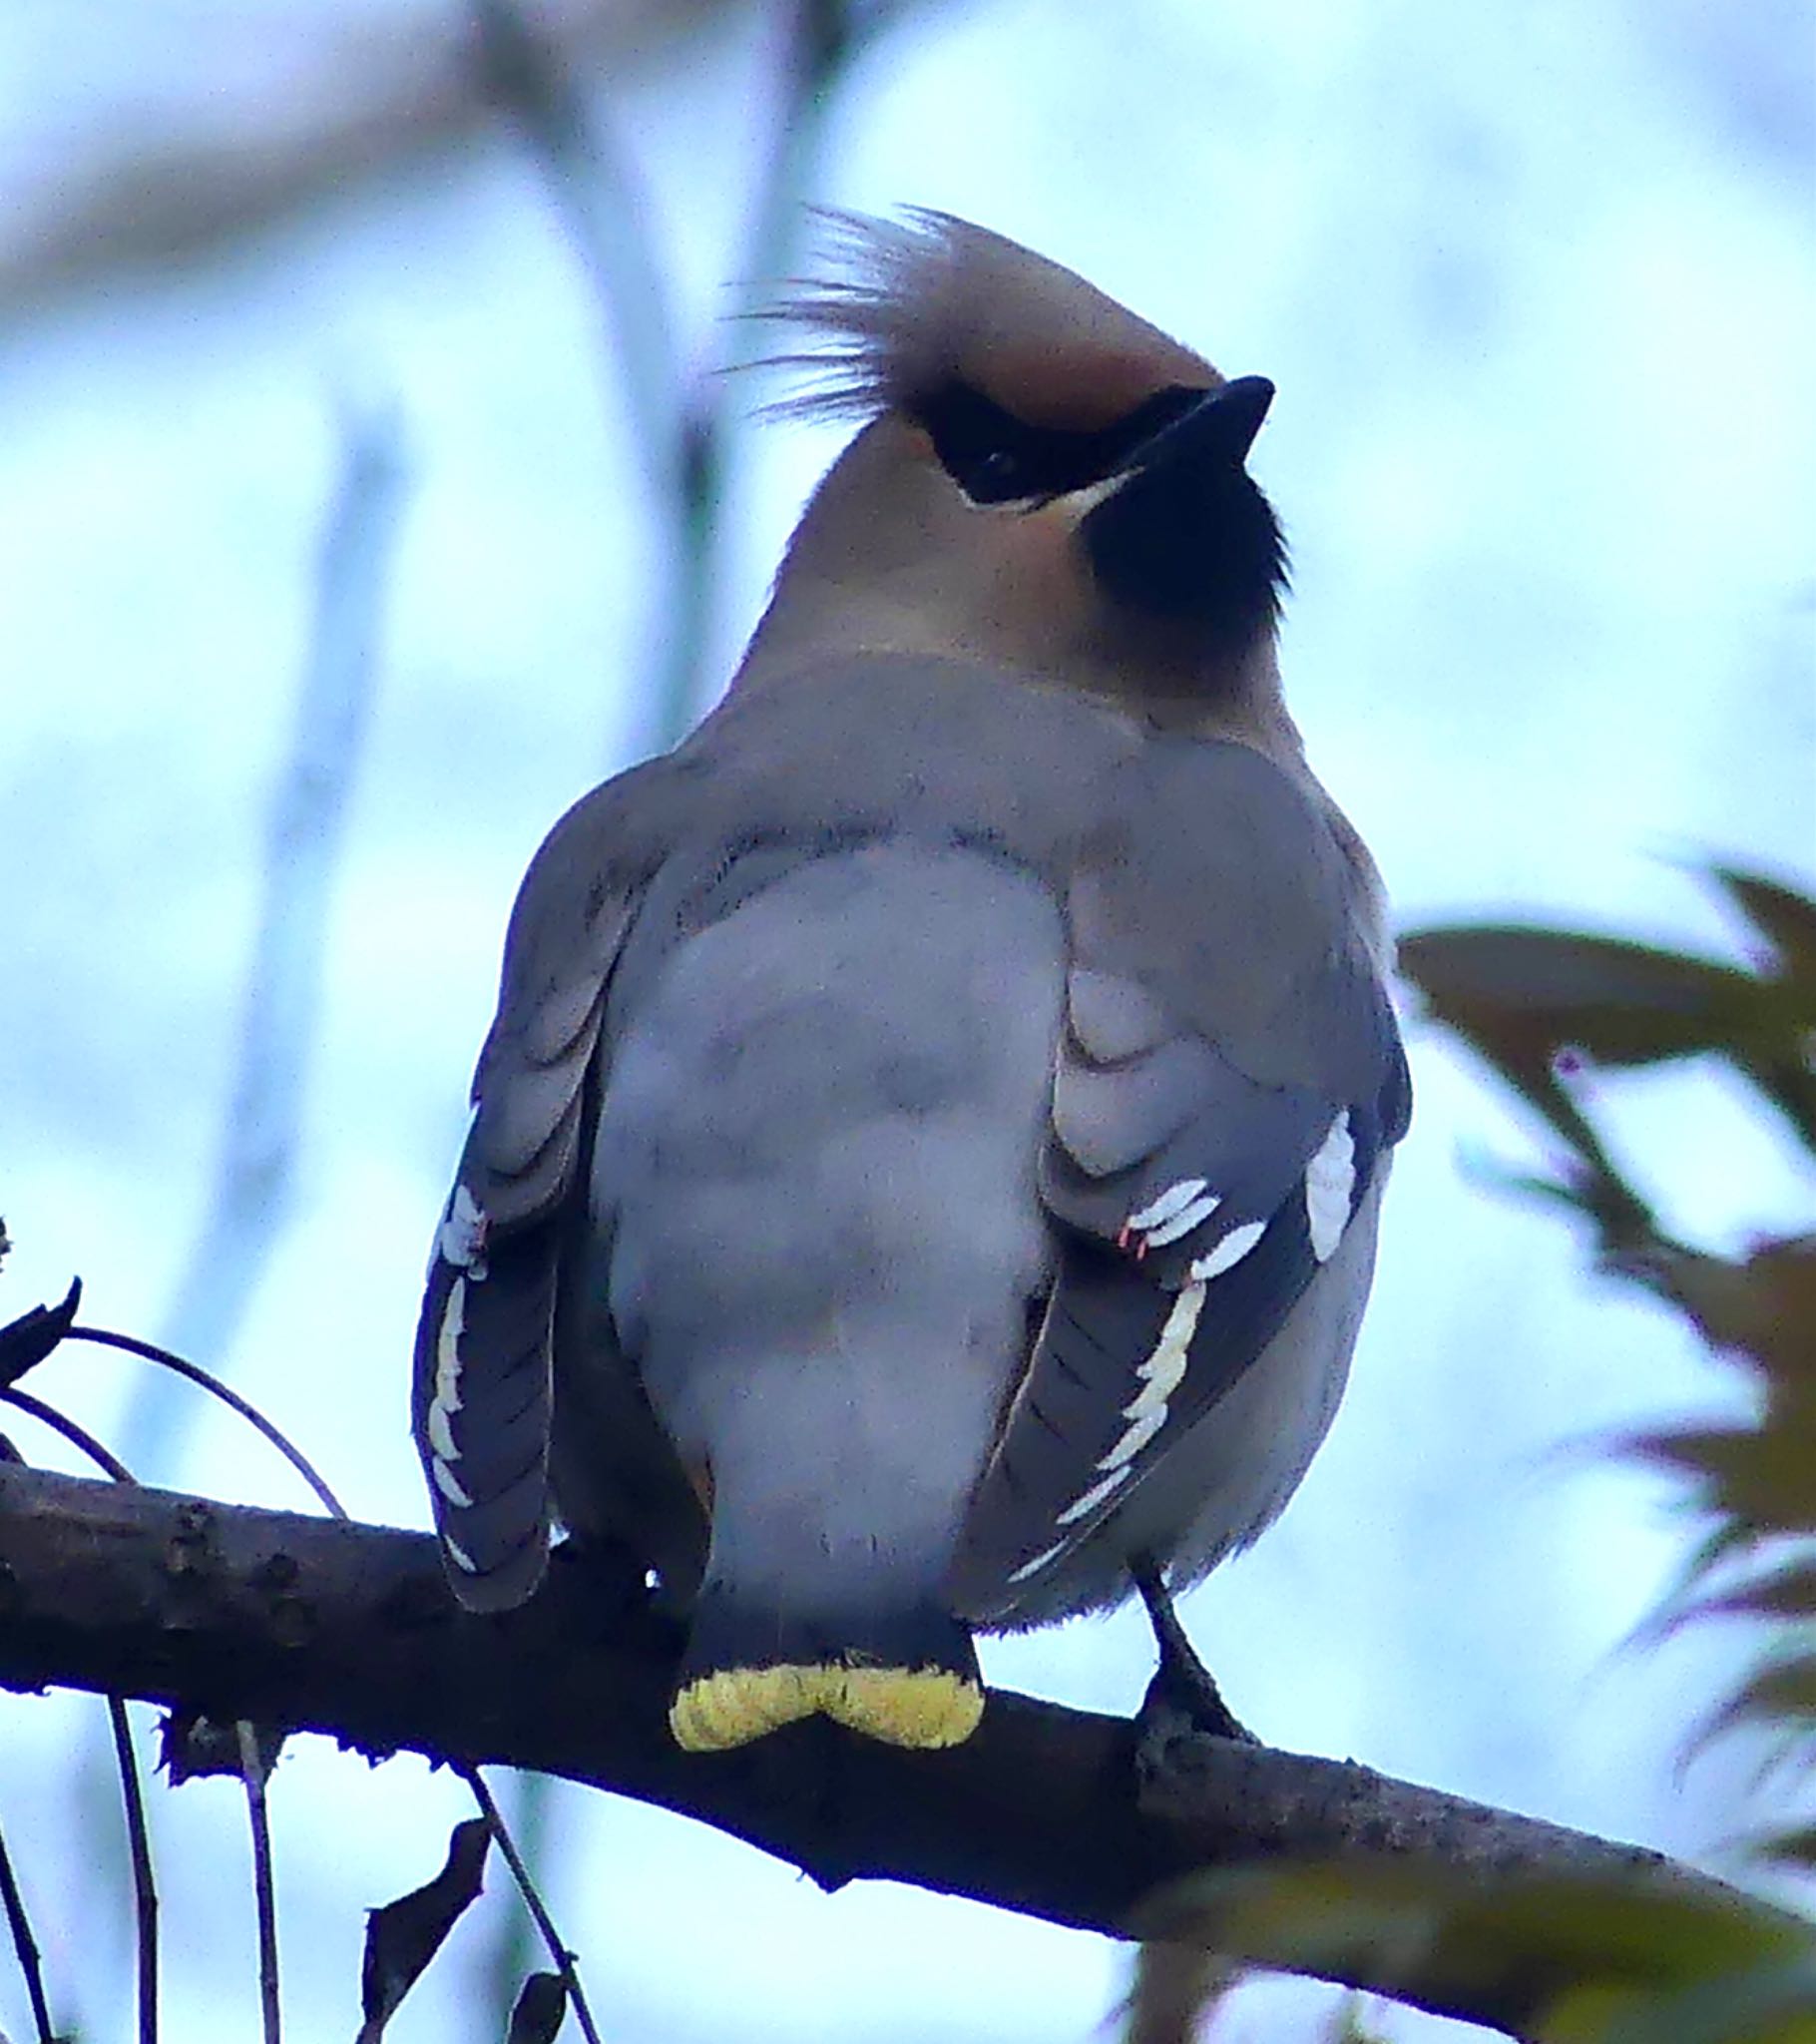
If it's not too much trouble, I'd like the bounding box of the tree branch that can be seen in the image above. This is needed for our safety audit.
[0,1464,1742,2035]
[0,0,731,320]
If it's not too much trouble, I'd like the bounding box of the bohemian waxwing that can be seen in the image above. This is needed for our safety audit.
[413,211,1411,1754]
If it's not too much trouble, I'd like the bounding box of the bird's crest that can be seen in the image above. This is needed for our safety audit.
[758,209,1217,432]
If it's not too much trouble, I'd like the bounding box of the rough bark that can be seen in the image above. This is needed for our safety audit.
[0,1463,1737,2035]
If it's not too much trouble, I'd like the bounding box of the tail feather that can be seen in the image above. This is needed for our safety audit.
[669,1587,983,1752]
[412,1194,556,1611]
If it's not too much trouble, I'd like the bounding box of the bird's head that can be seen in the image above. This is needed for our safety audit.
[740,211,1288,726]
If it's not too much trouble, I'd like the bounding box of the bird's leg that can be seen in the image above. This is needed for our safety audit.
[1131,1554,1255,1746]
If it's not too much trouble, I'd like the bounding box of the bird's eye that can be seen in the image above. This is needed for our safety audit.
[914,384,1046,504]
[913,380,1211,508]
[973,448,1024,492]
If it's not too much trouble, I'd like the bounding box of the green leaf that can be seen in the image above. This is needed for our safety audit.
[1589,1952,1816,2043]
[1121,1940,1235,2044]
[1539,1981,1658,2042]
[1126,1858,1811,2043]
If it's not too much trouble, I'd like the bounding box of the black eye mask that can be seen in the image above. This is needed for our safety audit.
[913,381,1207,505]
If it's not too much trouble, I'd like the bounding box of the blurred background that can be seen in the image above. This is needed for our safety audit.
[0,1,1810,2037]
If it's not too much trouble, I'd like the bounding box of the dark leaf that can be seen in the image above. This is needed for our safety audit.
[1697,1650,1816,1743]
[0,1278,82,1389]
[1658,1554,1816,1631]
[506,1971,569,2044]
[161,1710,287,1785]
[1401,912,1816,1190]
[1399,926,1761,1066]
[1622,1427,1816,1542]
[1754,1824,1816,1873]
[356,1817,492,2043]
[1646,1238,1816,1396]
[1711,867,1816,989]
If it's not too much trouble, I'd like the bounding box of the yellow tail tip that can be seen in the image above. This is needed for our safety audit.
[670,1664,985,1753]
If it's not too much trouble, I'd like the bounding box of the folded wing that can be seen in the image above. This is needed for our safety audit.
[954,738,1411,1613]
[410,763,669,1610]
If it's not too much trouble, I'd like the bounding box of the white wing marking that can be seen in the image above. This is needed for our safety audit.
[1304,1111,1356,1263]
[1188,1218,1267,1280]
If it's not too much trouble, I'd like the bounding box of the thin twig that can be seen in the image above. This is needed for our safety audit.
[470,0,874,747]
[484,1769,556,2032]
[12,1363,316,2044]
[736,1,868,343]
[108,1699,160,2044]
[0,1820,57,2044]
[62,1314,336,2044]
[68,1325,348,1519]
[238,1721,282,2044]
[473,0,877,741]
[649,0,868,743]
[147,406,410,1434]
[665,0,883,742]
[77,1315,332,2044]
[471,0,689,758]
[0,1,724,320]
[55,386,386,1987]
[1,1388,135,1483]
[463,1771,604,2044]
[473,0,679,503]
[2,1395,160,2042]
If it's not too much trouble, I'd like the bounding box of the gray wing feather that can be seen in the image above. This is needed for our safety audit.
[411,763,669,1609]
[955,739,1410,1612]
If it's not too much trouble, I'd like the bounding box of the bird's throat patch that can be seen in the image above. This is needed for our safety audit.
[669,1663,984,1752]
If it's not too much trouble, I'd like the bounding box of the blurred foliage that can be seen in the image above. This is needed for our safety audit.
[1128,1861,1811,2044]
[1124,864,1816,2042]
[1404,864,1816,1817]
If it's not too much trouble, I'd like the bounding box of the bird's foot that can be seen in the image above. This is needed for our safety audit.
[1131,1556,1257,1769]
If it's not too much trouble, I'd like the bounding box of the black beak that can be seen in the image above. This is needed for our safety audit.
[1132,374,1274,473]
[1082,373,1285,640]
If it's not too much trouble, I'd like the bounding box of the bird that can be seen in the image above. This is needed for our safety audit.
[412,210,1411,1756]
